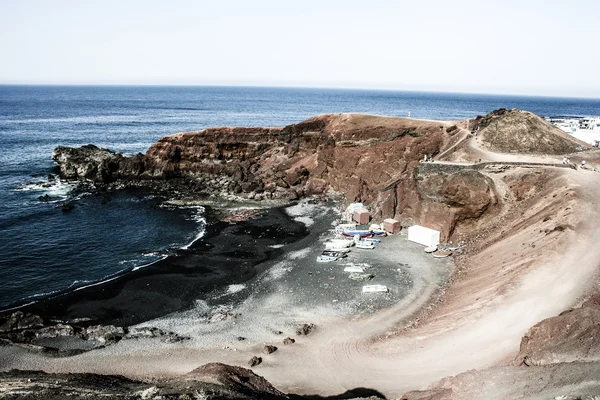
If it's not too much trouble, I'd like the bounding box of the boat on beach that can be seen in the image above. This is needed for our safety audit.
[342,230,374,238]
[322,250,347,258]
[317,254,338,263]
[355,241,375,249]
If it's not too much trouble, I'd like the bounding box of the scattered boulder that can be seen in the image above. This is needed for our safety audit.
[295,323,316,336]
[248,356,262,367]
[263,345,278,354]
[35,324,75,338]
[83,325,125,344]
[283,337,295,345]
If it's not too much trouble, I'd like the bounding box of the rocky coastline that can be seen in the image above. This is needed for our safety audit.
[3,109,600,399]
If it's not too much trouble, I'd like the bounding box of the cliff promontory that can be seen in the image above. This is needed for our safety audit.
[52,110,585,241]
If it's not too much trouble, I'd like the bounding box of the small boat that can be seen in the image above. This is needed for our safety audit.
[355,242,375,249]
[342,230,373,238]
[322,250,347,258]
[424,245,438,253]
[317,255,338,263]
[326,239,354,248]
[362,285,388,293]
[432,251,452,258]
[344,266,365,273]
[324,243,352,252]
[362,238,382,244]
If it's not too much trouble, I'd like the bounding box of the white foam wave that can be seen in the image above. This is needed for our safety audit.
[15,179,73,199]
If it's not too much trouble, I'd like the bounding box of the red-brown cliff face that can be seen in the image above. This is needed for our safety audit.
[53,113,498,241]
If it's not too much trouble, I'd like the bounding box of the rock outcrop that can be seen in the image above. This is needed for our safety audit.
[514,303,600,366]
[0,363,290,399]
[0,311,189,356]
[474,108,589,155]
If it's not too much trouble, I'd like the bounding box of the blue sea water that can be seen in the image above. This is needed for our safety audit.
[0,85,599,308]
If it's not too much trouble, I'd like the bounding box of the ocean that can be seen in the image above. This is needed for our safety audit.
[1,85,599,309]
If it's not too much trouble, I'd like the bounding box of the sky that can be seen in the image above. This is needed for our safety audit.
[0,0,599,98]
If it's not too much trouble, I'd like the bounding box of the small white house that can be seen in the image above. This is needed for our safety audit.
[407,225,440,247]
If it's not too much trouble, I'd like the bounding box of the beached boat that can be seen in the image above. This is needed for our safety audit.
[317,255,338,263]
[355,241,375,249]
[362,238,381,244]
[322,250,347,258]
[362,284,388,293]
[343,265,365,273]
[424,245,438,253]
[432,250,452,258]
[341,230,373,238]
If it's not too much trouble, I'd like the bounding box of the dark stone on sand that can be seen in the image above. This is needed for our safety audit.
[264,345,278,354]
[35,324,75,338]
[295,323,316,336]
[283,337,295,345]
[61,203,75,212]
[248,356,262,367]
[0,311,44,332]
[83,325,125,344]
[237,336,246,341]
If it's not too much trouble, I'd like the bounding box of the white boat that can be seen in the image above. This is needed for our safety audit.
[317,255,338,263]
[424,245,438,253]
[355,241,375,249]
[362,285,388,293]
[362,238,382,244]
[344,266,365,273]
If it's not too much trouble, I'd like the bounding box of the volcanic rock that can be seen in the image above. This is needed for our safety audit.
[513,305,600,366]
[0,311,44,332]
[248,356,262,367]
[283,337,295,345]
[263,345,278,354]
[295,323,316,336]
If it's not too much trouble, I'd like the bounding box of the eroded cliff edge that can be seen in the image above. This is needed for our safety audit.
[53,113,504,241]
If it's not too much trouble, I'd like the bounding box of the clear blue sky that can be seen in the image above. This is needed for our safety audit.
[1,0,598,97]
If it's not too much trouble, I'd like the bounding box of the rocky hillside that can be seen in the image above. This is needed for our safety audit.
[474,108,589,154]
[54,113,496,240]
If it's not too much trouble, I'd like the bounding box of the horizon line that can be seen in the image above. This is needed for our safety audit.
[1,82,600,101]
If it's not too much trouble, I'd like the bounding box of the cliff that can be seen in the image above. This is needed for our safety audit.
[53,112,550,241]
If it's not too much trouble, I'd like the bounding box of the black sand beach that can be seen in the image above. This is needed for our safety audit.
[9,205,310,327]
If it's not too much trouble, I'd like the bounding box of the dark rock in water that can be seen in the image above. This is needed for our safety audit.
[295,323,316,336]
[263,345,277,354]
[52,144,126,183]
[61,203,75,212]
[248,356,262,367]
[47,174,55,180]
[83,325,125,344]
[283,337,295,345]
[0,311,44,332]
[38,194,51,201]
